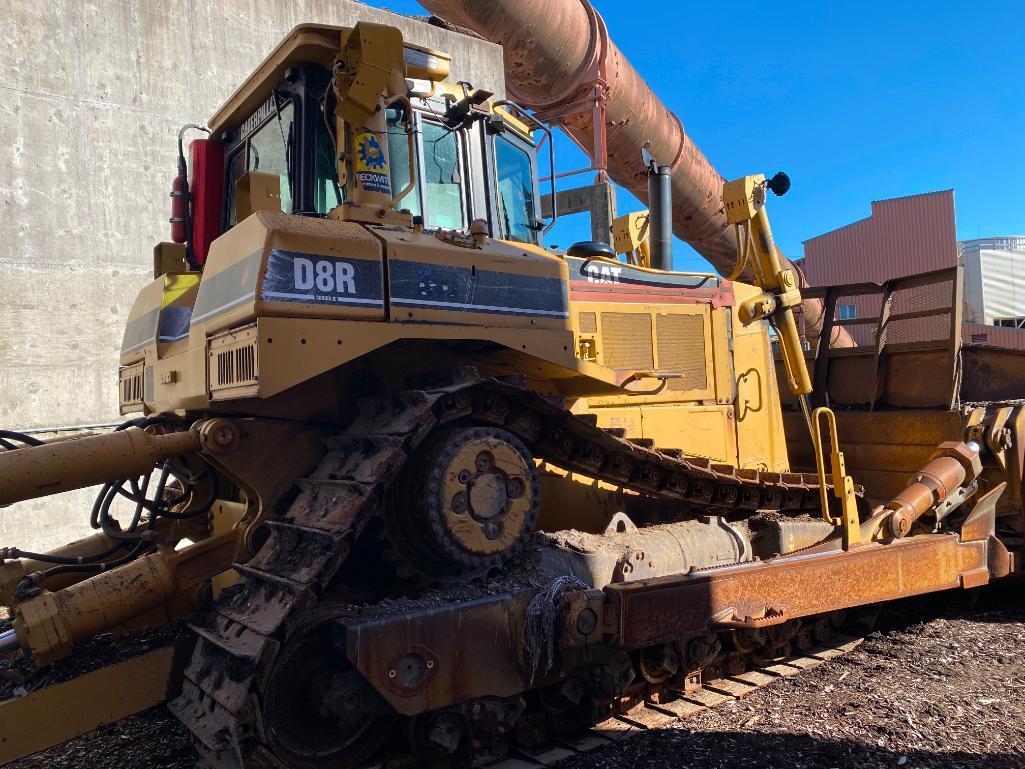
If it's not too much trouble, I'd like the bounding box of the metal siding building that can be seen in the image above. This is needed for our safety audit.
[801,190,958,285]
[960,237,1025,325]
[800,190,959,345]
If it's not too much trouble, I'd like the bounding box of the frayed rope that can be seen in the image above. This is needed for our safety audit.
[523,574,588,682]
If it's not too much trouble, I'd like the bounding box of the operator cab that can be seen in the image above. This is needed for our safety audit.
[181,24,546,269]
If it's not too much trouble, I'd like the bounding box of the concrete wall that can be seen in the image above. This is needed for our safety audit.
[0,0,503,551]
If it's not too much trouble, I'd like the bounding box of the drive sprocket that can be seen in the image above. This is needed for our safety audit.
[403,425,540,574]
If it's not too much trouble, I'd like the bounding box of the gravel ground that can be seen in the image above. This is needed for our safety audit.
[561,584,1025,769]
[7,584,1025,769]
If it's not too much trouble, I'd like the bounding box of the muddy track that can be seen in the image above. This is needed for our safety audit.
[170,370,841,768]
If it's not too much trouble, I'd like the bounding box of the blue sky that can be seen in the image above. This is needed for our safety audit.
[390,1,1025,271]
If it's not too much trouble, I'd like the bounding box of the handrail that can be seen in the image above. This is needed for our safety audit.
[810,407,862,549]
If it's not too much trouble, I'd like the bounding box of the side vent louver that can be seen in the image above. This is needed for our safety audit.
[208,323,260,400]
[600,312,654,370]
[118,361,145,414]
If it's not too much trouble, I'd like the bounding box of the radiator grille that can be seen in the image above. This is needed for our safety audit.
[656,313,707,391]
[578,312,597,334]
[600,312,654,370]
[208,324,259,399]
[118,361,145,413]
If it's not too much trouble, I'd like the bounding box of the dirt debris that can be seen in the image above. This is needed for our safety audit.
[7,702,194,769]
[6,584,1025,769]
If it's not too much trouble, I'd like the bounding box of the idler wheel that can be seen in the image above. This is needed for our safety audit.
[411,426,540,572]
[263,611,394,768]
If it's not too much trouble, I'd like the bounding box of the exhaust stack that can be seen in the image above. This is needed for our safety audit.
[647,160,673,271]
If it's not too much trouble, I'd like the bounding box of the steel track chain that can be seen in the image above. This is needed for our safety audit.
[170,370,840,769]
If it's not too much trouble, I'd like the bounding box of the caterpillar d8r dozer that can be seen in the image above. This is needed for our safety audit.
[0,19,1014,769]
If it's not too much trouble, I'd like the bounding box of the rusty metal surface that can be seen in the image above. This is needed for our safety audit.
[784,408,971,500]
[876,442,980,538]
[797,267,962,408]
[604,534,988,650]
[962,345,1025,402]
[334,530,993,733]
[334,603,866,765]
[419,0,851,346]
[341,591,536,715]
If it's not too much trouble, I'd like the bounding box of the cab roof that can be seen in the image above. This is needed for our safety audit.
[209,24,342,136]
[208,23,535,144]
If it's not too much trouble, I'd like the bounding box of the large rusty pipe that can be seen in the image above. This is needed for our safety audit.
[420,0,852,346]
[0,427,200,506]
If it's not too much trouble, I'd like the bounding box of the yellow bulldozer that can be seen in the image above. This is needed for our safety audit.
[0,14,1018,769]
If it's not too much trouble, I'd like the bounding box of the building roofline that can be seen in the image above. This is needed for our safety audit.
[802,215,871,245]
[801,188,954,246]
[959,236,1025,252]
[871,188,954,205]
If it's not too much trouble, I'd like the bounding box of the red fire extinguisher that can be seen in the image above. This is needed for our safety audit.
[169,124,210,254]
[170,171,188,244]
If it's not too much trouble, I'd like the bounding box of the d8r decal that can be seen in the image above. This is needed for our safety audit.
[261,250,384,307]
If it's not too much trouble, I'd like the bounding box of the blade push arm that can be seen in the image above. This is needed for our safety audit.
[723,173,812,397]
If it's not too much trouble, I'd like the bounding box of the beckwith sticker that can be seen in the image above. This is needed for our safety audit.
[354,132,391,195]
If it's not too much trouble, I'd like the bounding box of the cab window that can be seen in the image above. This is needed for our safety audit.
[225,149,246,226]
[386,112,466,229]
[313,117,343,214]
[421,122,465,229]
[495,135,538,244]
[225,101,294,226]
